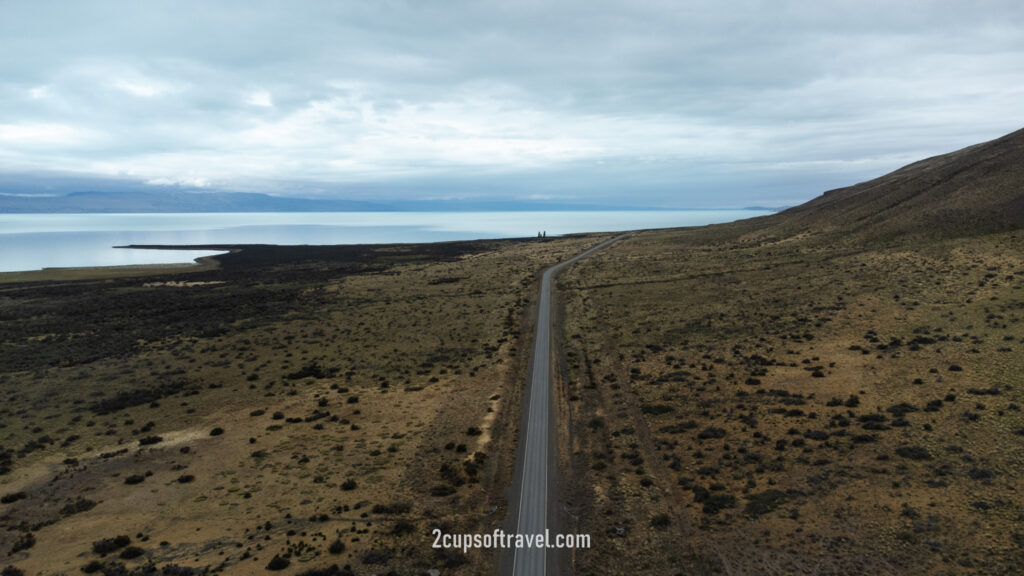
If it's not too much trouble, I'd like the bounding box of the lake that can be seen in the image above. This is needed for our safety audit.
[0,210,771,272]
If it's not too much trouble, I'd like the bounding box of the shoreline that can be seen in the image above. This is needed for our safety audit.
[0,255,222,284]
[0,235,594,283]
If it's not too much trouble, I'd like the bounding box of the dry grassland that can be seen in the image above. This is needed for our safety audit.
[0,235,608,576]
[556,224,1024,575]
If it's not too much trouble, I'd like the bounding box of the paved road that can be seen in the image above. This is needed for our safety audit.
[510,236,623,576]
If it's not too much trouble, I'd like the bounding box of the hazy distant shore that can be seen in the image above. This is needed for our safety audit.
[0,209,772,272]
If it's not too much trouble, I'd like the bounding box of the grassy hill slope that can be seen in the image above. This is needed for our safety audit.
[770,127,1024,242]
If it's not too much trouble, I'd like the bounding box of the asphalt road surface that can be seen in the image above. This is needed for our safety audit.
[510,236,624,576]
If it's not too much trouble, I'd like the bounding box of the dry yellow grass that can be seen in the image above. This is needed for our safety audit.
[0,235,610,575]
[555,225,1024,575]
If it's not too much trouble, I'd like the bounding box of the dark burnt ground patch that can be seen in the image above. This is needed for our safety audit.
[0,239,523,373]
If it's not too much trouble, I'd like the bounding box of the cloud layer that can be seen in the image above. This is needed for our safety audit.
[2,1,1023,207]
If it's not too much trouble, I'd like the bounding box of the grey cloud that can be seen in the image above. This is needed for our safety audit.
[2,0,1023,207]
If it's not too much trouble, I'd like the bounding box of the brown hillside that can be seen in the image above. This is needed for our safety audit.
[769,126,1024,241]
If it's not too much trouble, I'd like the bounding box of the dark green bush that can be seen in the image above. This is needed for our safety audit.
[744,490,788,517]
[92,535,131,555]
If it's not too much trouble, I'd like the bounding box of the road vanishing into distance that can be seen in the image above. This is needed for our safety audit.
[509,235,625,576]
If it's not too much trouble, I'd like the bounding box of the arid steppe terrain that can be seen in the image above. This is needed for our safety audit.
[554,127,1024,575]
[3,127,1024,576]
[557,223,1024,575]
[0,235,608,576]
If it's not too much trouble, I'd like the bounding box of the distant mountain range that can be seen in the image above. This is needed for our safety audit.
[0,189,782,213]
[0,190,387,213]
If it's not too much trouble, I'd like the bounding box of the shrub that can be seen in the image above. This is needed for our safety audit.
[340,479,357,491]
[124,474,145,485]
[659,421,698,434]
[858,413,887,423]
[91,381,197,415]
[60,497,96,515]
[266,555,290,570]
[697,427,726,439]
[804,430,829,441]
[119,546,145,559]
[430,485,456,497]
[434,547,467,567]
[92,535,131,555]
[391,520,415,535]
[161,563,206,576]
[702,493,737,515]
[328,539,345,555]
[137,436,163,446]
[1,492,27,504]
[209,427,224,436]
[650,513,671,528]
[362,549,393,564]
[297,566,354,576]
[744,490,788,517]
[285,361,337,380]
[887,403,919,416]
[372,502,412,514]
[968,468,994,480]
[895,446,931,460]
[9,532,35,554]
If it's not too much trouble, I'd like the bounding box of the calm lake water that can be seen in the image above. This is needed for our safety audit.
[0,210,770,272]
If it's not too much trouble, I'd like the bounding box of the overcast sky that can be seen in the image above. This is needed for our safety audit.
[2,1,1023,208]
